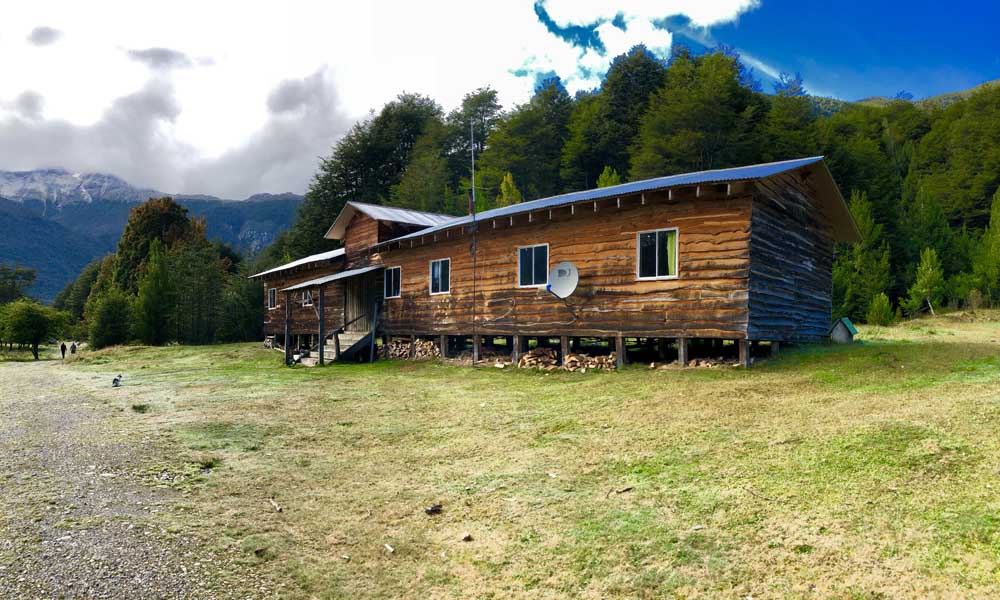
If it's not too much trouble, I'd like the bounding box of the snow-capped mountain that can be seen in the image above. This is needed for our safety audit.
[0,169,303,302]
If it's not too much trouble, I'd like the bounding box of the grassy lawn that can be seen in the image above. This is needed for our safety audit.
[65,312,1000,598]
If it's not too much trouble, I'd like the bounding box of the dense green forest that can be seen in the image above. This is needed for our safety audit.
[258,45,1000,323]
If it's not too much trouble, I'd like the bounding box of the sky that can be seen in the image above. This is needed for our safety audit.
[0,0,997,198]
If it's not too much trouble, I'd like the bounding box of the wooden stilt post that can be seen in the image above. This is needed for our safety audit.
[318,286,326,366]
[473,335,481,363]
[738,339,751,368]
[283,291,291,366]
[770,341,780,358]
[560,336,569,366]
[615,335,625,368]
[677,337,689,366]
[439,334,448,358]
[512,335,522,363]
[410,336,417,359]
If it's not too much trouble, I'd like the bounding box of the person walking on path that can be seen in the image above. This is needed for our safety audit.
[70,342,77,355]
[60,342,67,360]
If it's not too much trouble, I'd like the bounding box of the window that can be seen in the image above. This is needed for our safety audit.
[518,244,549,287]
[637,228,678,279]
[429,258,450,295]
[268,288,277,310]
[384,266,401,298]
[301,290,313,306]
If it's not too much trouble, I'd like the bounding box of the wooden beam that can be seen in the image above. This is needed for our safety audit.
[439,334,448,358]
[409,336,417,359]
[615,335,625,368]
[512,334,522,363]
[770,341,780,358]
[283,291,291,366]
[642,192,646,205]
[560,336,569,366]
[738,340,751,368]
[616,197,621,209]
[473,335,481,363]
[668,189,673,201]
[677,337,688,366]
[318,286,326,366]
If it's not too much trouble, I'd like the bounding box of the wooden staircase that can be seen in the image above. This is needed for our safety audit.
[324,330,372,361]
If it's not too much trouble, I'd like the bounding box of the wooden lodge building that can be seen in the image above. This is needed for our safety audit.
[251,157,859,367]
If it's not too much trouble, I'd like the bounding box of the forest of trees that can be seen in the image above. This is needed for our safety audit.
[52,197,262,349]
[258,45,1000,324]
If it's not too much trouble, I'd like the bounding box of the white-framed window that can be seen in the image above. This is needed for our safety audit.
[268,287,277,310]
[637,228,679,280]
[429,258,450,295]
[301,290,313,306]
[518,243,549,287]
[384,266,401,299]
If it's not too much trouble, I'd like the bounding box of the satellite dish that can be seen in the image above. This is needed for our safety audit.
[546,261,579,299]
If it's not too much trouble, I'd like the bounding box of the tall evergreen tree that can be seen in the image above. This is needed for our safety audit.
[561,46,666,189]
[495,172,524,208]
[904,247,945,315]
[972,188,1000,303]
[832,191,892,320]
[113,197,193,293]
[477,78,573,201]
[630,48,765,179]
[596,166,622,188]
[134,239,173,345]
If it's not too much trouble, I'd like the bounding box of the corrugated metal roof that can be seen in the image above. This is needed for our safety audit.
[281,264,383,292]
[249,248,345,279]
[325,201,456,240]
[377,156,834,247]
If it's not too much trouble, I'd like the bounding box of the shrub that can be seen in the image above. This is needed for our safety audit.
[866,292,895,326]
[968,289,983,312]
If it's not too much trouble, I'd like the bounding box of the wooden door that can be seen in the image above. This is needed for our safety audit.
[344,271,383,332]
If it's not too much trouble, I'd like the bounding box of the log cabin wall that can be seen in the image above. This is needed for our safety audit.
[262,267,346,337]
[747,173,835,342]
[343,213,380,267]
[379,188,753,338]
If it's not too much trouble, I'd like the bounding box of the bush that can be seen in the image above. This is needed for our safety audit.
[866,292,895,326]
[88,288,133,349]
[968,289,983,312]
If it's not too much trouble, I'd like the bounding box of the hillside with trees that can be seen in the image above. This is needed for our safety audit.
[261,45,1000,324]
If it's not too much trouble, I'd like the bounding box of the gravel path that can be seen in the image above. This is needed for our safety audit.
[0,361,259,599]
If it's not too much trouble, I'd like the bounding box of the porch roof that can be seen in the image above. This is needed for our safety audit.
[280,264,383,292]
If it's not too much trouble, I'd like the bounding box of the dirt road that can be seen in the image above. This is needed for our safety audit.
[0,360,251,599]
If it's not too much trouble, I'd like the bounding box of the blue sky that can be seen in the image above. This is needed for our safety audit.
[702,0,1000,99]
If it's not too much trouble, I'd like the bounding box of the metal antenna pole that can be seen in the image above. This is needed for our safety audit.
[470,119,478,361]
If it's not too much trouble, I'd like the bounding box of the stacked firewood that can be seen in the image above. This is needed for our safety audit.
[517,347,559,369]
[563,352,617,371]
[380,339,442,360]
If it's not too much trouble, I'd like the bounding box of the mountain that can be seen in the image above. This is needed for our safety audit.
[0,169,303,302]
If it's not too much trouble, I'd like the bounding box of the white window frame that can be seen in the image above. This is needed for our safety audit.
[301,290,313,307]
[267,287,277,310]
[384,266,402,299]
[636,227,680,281]
[429,258,451,295]
[517,243,550,288]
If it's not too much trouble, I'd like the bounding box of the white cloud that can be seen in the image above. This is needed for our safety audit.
[0,0,764,197]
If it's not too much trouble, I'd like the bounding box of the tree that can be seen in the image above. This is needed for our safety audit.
[390,121,458,214]
[866,292,895,326]
[134,239,174,345]
[630,48,765,179]
[167,241,224,344]
[1,299,67,359]
[596,166,622,188]
[285,93,443,258]
[0,265,37,304]
[971,188,1000,303]
[561,46,666,189]
[216,265,264,342]
[832,191,892,320]
[774,72,807,97]
[904,247,945,315]
[88,287,132,349]
[113,197,194,293]
[494,172,524,208]
[477,78,573,201]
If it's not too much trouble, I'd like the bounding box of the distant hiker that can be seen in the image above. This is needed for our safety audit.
[70,343,77,355]
[112,374,123,388]
[60,342,67,359]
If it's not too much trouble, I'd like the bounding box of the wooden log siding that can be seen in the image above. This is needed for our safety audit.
[380,189,753,338]
[343,213,381,267]
[262,269,346,337]
[747,173,835,342]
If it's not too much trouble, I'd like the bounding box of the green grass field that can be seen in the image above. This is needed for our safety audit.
[60,312,1000,597]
